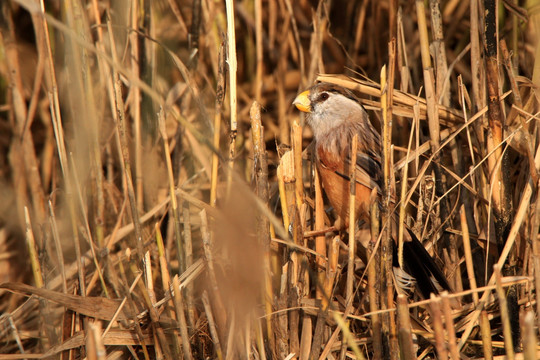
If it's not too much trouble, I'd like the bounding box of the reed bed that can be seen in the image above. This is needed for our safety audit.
[0,0,539,359]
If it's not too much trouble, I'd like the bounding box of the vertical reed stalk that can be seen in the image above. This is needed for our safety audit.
[225,0,238,197]
[396,294,415,360]
[346,134,358,305]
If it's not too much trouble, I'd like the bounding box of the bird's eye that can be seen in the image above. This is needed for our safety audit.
[318,92,329,102]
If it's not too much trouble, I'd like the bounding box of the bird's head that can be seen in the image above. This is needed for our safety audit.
[293,82,366,140]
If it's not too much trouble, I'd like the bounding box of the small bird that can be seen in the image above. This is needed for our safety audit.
[293,82,451,298]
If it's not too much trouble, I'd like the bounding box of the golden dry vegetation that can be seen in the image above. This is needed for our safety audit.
[0,0,539,359]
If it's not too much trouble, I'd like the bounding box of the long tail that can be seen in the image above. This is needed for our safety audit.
[393,229,452,299]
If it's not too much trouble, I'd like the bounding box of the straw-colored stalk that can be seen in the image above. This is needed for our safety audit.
[381,46,397,357]
[48,201,67,293]
[429,294,448,359]
[155,224,182,356]
[494,265,515,360]
[522,311,537,360]
[299,317,312,360]
[332,312,365,360]
[158,109,184,271]
[484,0,512,250]
[254,0,263,102]
[441,291,460,360]
[396,294,415,360]
[200,209,227,337]
[107,20,145,268]
[117,261,151,360]
[210,44,226,208]
[346,134,358,303]
[322,236,339,311]
[429,0,450,106]
[25,207,43,288]
[249,101,274,351]
[369,191,382,359]
[129,261,171,359]
[2,2,47,230]
[225,0,238,197]
[130,0,143,212]
[280,151,299,287]
[202,291,224,360]
[172,275,194,360]
[69,153,109,297]
[314,166,326,300]
[86,321,106,360]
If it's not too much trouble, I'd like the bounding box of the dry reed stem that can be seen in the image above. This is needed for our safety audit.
[225,0,238,197]
[129,0,143,212]
[64,0,105,286]
[314,165,326,301]
[202,291,223,360]
[24,207,42,289]
[331,312,365,360]
[461,205,479,304]
[129,261,171,359]
[369,187,383,359]
[69,151,109,298]
[316,74,465,124]
[210,43,226,208]
[441,291,460,360]
[249,100,274,351]
[277,164,290,229]
[380,61,396,359]
[172,275,194,360]
[155,224,182,356]
[429,0,449,106]
[292,121,304,217]
[299,317,312,360]
[346,134,358,306]
[48,201,67,293]
[429,294,448,359]
[2,0,540,358]
[322,235,339,312]
[116,261,151,360]
[484,0,513,259]
[86,321,106,360]
[107,21,145,269]
[200,209,227,339]
[494,264,515,359]
[396,294,415,360]
[480,309,494,360]
[158,108,184,271]
[522,311,536,360]
[254,0,263,102]
[1,1,47,230]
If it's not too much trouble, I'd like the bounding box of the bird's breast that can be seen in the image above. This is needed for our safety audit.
[316,146,371,227]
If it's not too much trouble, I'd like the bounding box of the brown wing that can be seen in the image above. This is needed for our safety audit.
[347,113,382,192]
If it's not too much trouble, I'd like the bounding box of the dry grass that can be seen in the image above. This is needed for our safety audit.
[0,0,539,359]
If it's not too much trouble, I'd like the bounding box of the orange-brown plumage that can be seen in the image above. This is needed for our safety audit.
[293,82,451,298]
[316,146,373,226]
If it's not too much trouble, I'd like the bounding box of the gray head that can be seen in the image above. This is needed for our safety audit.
[292,82,369,141]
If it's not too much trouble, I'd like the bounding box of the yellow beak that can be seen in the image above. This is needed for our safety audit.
[293,90,311,113]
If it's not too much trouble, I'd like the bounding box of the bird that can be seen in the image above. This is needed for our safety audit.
[293,82,451,298]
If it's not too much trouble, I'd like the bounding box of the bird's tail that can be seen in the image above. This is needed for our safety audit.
[393,229,452,299]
